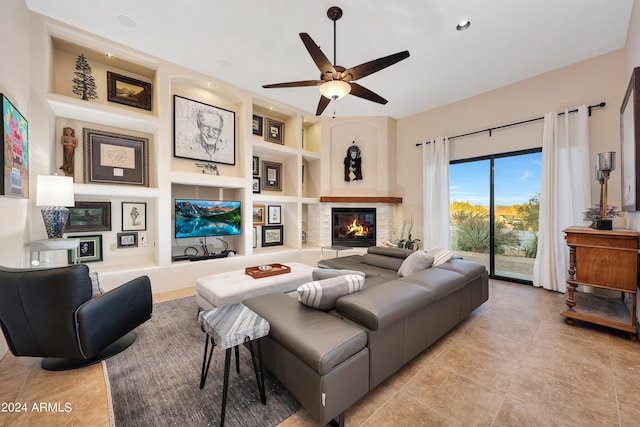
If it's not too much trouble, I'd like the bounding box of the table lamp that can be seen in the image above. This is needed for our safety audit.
[36,174,75,239]
[595,152,616,230]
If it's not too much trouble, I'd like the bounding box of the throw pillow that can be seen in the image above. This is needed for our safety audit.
[397,251,434,277]
[297,274,365,311]
[426,248,455,266]
[312,268,366,281]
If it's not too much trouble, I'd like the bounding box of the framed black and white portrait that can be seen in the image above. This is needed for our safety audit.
[173,95,235,165]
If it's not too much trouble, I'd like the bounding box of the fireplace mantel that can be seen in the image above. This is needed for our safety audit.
[320,196,402,203]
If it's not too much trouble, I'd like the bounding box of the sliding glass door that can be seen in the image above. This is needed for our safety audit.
[449,149,541,283]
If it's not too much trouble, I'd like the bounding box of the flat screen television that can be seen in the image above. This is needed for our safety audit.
[174,199,241,239]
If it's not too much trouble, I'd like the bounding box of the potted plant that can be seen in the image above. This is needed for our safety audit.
[582,204,623,228]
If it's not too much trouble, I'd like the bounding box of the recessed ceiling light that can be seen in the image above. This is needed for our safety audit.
[105,53,114,58]
[205,82,214,88]
[456,19,471,31]
[116,14,138,28]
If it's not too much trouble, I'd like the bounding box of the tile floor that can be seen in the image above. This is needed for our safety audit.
[1,280,640,426]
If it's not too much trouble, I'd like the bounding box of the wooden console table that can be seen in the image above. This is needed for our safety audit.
[562,227,639,340]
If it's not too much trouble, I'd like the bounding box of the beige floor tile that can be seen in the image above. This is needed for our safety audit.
[503,367,619,427]
[361,391,450,427]
[614,368,640,411]
[619,402,640,427]
[530,327,611,368]
[403,362,504,426]
[465,311,539,344]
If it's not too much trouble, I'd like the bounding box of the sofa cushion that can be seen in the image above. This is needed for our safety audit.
[399,267,467,301]
[397,251,434,277]
[243,293,367,375]
[434,258,488,282]
[366,246,414,259]
[336,280,434,330]
[360,253,404,271]
[426,248,455,266]
[297,275,365,311]
[312,268,365,281]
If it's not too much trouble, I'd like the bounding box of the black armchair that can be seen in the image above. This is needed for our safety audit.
[0,263,152,370]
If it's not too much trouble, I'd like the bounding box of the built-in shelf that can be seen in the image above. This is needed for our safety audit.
[319,196,403,203]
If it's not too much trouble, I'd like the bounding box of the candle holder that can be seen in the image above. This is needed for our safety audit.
[595,152,616,230]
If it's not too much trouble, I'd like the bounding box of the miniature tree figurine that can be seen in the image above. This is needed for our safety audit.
[72,54,98,101]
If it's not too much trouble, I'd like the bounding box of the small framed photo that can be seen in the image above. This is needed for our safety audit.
[173,95,235,165]
[252,156,260,176]
[264,118,284,144]
[66,202,111,232]
[117,232,138,248]
[107,71,152,111]
[253,205,265,225]
[122,202,147,231]
[262,160,282,191]
[252,115,263,136]
[262,225,284,247]
[267,205,282,224]
[253,226,258,248]
[70,234,103,263]
[83,128,149,186]
[252,177,261,194]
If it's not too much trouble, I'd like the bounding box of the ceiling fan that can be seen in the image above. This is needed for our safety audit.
[262,6,410,116]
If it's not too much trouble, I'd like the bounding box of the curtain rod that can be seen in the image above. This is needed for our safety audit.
[415,101,606,146]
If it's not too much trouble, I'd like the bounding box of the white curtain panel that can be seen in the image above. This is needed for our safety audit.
[421,137,450,249]
[533,106,591,292]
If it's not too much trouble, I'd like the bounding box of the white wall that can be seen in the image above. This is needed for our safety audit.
[0,0,31,359]
[395,49,626,244]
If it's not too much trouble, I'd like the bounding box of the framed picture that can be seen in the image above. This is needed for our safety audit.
[1,93,28,198]
[253,226,258,248]
[253,205,265,225]
[262,160,282,191]
[122,202,147,231]
[83,128,149,186]
[69,234,103,263]
[252,115,263,136]
[262,225,284,247]
[106,71,152,111]
[117,232,138,248]
[66,201,111,232]
[264,118,284,144]
[621,66,640,212]
[252,156,260,176]
[267,205,281,224]
[173,95,235,165]
[252,177,261,194]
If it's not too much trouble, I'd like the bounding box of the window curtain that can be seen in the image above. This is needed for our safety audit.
[421,137,450,249]
[533,106,591,292]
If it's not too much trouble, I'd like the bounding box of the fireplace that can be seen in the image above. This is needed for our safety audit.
[332,208,376,247]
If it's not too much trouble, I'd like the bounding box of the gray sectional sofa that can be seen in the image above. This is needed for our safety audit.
[243,246,489,426]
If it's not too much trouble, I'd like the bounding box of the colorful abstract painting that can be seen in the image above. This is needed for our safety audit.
[2,94,28,197]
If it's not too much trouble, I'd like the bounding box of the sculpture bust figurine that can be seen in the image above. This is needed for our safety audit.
[59,127,78,176]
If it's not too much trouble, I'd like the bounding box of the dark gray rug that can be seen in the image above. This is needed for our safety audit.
[104,296,300,426]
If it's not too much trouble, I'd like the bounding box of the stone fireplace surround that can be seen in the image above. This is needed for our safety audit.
[306,197,403,248]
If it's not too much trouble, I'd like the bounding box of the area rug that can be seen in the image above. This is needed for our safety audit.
[103,296,300,426]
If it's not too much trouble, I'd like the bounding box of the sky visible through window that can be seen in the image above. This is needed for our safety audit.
[450,151,542,207]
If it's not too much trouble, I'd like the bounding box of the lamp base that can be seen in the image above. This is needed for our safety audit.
[41,206,70,239]
[596,219,613,230]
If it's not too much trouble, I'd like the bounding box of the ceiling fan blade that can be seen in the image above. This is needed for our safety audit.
[316,96,331,116]
[262,80,323,89]
[342,51,410,81]
[299,33,336,75]
[349,82,388,104]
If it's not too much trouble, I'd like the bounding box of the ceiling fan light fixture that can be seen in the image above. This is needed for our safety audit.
[319,80,351,100]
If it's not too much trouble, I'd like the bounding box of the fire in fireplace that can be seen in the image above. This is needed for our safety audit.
[332,208,376,247]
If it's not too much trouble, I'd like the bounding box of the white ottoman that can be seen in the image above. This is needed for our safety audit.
[195,262,315,309]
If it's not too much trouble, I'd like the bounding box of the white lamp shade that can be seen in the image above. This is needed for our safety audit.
[36,175,75,207]
[319,80,351,100]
